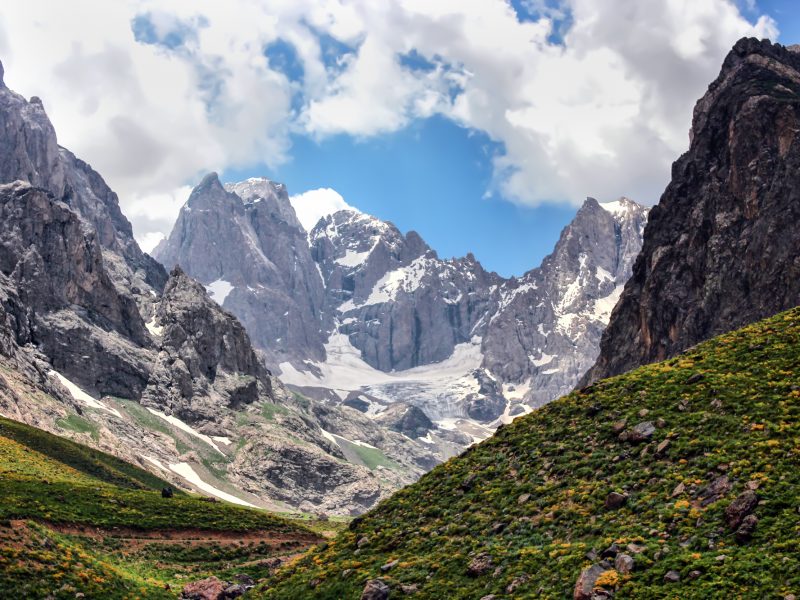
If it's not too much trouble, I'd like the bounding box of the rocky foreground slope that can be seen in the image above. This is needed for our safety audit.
[585,38,800,384]
[262,306,800,599]
[0,60,436,516]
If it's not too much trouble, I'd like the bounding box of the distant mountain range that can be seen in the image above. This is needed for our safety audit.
[155,175,647,451]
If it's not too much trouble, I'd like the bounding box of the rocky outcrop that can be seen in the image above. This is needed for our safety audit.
[0,181,153,397]
[373,403,433,439]
[483,197,648,405]
[584,38,800,383]
[154,175,328,368]
[141,267,274,422]
[0,65,166,299]
[312,210,502,371]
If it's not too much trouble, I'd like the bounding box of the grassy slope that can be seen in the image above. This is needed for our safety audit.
[0,415,319,598]
[262,307,800,599]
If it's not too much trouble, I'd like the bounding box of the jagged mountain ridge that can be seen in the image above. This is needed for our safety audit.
[584,37,800,384]
[0,60,436,516]
[159,171,647,451]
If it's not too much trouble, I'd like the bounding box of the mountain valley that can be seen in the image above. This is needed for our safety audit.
[0,23,799,600]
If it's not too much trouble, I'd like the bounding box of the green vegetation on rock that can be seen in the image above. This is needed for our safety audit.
[261,307,800,599]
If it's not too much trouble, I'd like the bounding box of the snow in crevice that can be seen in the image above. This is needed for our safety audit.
[319,427,377,450]
[50,370,122,418]
[530,352,557,367]
[145,318,163,337]
[591,284,625,323]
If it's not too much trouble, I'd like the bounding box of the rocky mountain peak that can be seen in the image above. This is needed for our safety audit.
[0,59,4,86]
[225,177,302,230]
[154,174,328,368]
[583,37,800,384]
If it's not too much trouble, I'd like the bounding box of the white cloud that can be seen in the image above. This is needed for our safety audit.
[0,0,779,243]
[125,185,193,252]
[290,187,356,231]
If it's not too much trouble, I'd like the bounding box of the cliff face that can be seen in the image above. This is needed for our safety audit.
[153,175,329,367]
[584,38,800,384]
[484,197,647,405]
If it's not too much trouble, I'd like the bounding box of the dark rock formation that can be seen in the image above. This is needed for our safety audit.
[373,403,433,439]
[584,38,800,383]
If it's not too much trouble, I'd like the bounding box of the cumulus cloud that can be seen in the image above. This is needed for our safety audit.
[290,187,356,231]
[0,0,779,243]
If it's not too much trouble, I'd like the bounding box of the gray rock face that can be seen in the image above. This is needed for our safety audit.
[584,38,800,384]
[141,266,274,422]
[0,181,153,397]
[153,175,328,368]
[312,210,502,371]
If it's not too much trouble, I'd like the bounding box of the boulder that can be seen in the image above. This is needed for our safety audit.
[735,514,758,543]
[573,564,608,600]
[620,421,655,443]
[181,577,225,600]
[605,491,629,510]
[664,570,681,583]
[360,579,390,600]
[614,553,634,574]
[725,491,759,529]
[467,553,493,577]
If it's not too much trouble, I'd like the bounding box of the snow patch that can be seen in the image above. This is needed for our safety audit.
[205,279,233,304]
[50,371,122,418]
[592,284,625,323]
[169,462,257,507]
[335,249,371,267]
[531,352,556,367]
[145,408,225,455]
[142,455,169,471]
[595,266,613,283]
[600,198,634,218]
[319,428,377,449]
[502,379,531,401]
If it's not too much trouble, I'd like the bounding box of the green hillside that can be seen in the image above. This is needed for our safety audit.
[0,415,320,598]
[262,307,800,599]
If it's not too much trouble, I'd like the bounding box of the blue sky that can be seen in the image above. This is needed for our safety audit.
[225,116,577,277]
